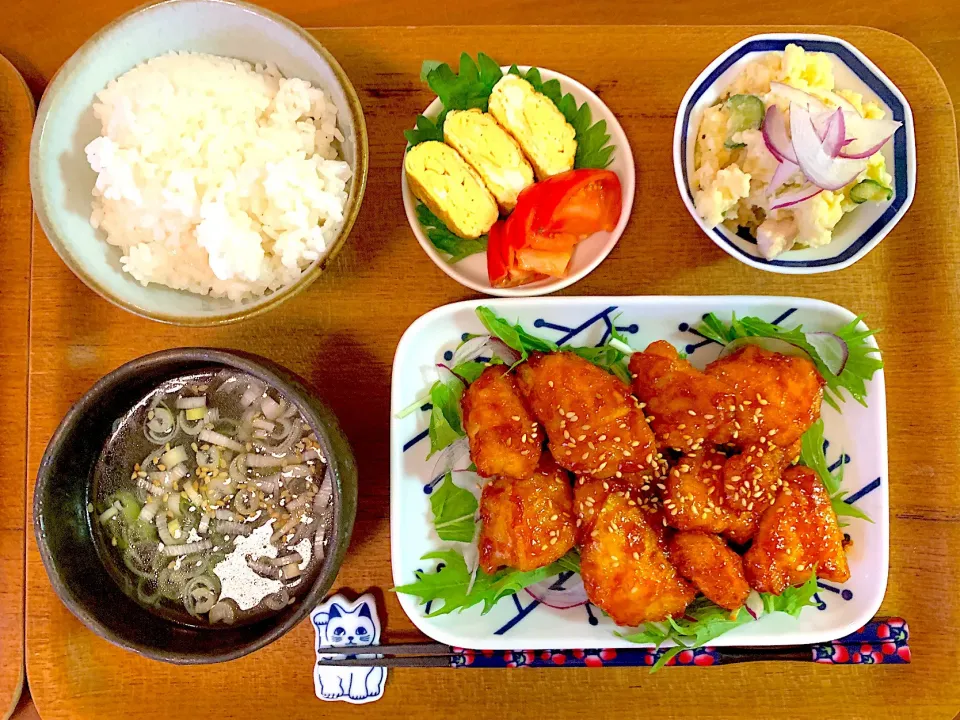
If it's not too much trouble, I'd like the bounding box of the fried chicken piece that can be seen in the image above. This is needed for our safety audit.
[573,474,667,548]
[706,344,824,449]
[629,340,740,450]
[668,531,751,610]
[744,466,850,594]
[478,455,575,574]
[515,351,657,480]
[579,490,695,625]
[661,447,759,543]
[461,365,541,480]
[722,440,799,516]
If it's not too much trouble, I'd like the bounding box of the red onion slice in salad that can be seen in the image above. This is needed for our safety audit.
[806,332,849,375]
[768,160,800,195]
[429,436,472,488]
[762,105,797,164]
[769,184,823,210]
[718,337,809,361]
[819,108,846,158]
[838,115,902,159]
[525,573,589,609]
[790,103,866,191]
[769,82,829,114]
[452,335,521,366]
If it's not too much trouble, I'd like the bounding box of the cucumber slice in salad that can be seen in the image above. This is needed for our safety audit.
[724,94,765,149]
[849,179,893,204]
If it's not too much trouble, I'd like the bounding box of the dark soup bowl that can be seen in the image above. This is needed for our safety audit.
[34,348,357,664]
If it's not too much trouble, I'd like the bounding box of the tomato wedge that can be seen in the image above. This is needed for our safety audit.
[528,169,623,239]
[486,169,622,288]
[487,212,544,288]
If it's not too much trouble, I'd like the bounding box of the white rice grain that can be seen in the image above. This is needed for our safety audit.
[85,51,351,301]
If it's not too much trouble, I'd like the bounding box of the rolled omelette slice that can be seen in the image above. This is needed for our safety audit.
[443,108,535,212]
[488,74,577,180]
[404,140,499,240]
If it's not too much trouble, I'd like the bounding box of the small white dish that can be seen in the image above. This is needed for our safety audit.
[674,33,916,274]
[401,67,635,297]
[391,296,888,650]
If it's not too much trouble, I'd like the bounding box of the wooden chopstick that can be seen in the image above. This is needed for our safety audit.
[315,617,910,668]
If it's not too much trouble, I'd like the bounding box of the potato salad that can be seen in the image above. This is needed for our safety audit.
[693,44,901,259]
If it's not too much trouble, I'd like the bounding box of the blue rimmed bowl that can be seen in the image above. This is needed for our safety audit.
[673,33,916,274]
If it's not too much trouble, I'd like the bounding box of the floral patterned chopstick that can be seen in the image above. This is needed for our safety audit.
[315,617,909,668]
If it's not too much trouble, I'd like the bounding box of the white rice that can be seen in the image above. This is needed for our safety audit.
[84,51,352,301]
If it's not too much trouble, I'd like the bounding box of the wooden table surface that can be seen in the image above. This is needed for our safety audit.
[5,5,960,720]
[0,53,33,720]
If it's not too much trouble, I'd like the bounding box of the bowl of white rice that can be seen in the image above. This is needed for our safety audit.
[30,0,368,325]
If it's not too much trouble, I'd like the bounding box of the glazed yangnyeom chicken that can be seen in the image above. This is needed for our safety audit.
[579,489,695,625]
[515,351,657,480]
[461,365,541,480]
[573,474,667,549]
[722,440,800,517]
[460,335,846,629]
[659,447,759,544]
[629,340,739,450]
[705,344,825,449]
[744,466,850,594]
[477,454,575,574]
[668,531,751,611]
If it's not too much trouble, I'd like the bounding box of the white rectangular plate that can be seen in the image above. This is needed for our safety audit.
[390,297,888,650]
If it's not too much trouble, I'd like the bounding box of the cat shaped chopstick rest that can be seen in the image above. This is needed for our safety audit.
[312,593,386,704]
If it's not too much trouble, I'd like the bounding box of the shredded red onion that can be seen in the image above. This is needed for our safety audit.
[430,436,471,488]
[767,160,800,195]
[769,184,822,210]
[790,103,866,191]
[525,574,589,609]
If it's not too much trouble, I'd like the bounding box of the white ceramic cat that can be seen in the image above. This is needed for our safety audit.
[312,593,386,704]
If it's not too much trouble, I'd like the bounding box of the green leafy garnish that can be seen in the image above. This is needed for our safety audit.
[696,312,883,411]
[799,420,873,524]
[425,53,503,112]
[404,111,447,147]
[476,306,559,360]
[427,375,465,457]
[394,549,579,616]
[618,598,753,672]
[477,307,633,382]
[507,65,615,169]
[451,360,491,384]
[416,204,487,263]
[760,574,820,617]
[430,473,479,543]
